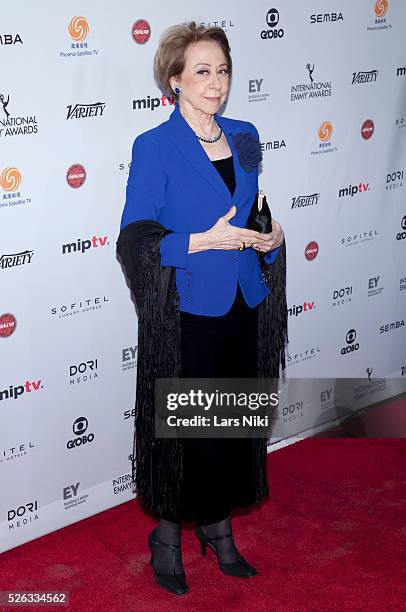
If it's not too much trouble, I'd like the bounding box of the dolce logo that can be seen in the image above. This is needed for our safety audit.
[261,9,284,39]
[8,500,38,521]
[341,328,359,355]
[67,417,95,450]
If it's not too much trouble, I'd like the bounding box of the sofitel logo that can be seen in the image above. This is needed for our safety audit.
[340,229,379,247]
[66,103,106,119]
[287,346,321,366]
[260,8,284,40]
[51,296,109,318]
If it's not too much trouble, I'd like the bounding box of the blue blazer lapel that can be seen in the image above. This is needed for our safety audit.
[165,104,246,205]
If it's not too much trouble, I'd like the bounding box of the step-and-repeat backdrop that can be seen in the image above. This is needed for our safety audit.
[1,1,405,552]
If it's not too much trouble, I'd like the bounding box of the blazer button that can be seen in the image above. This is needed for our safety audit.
[232,255,237,260]
[186,295,191,299]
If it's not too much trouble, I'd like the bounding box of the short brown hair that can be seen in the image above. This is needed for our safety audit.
[154,21,232,102]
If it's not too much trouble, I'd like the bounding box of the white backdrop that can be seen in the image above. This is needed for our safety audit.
[1,0,405,553]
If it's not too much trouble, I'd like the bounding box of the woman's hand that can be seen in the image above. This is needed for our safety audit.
[250,218,284,253]
[188,205,284,254]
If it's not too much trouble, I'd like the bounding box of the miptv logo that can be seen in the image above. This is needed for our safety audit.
[68,16,90,42]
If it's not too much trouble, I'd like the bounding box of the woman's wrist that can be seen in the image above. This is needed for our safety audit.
[188,231,214,253]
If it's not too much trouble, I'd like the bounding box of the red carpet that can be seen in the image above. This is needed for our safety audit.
[1,438,406,611]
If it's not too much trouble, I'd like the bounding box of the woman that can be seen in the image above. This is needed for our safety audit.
[117,22,286,595]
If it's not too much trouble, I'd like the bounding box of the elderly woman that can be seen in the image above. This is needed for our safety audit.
[117,22,286,595]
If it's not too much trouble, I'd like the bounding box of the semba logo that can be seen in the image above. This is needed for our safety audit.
[62,235,109,254]
[0,378,43,401]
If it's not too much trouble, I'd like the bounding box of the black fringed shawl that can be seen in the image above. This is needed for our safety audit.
[116,220,287,518]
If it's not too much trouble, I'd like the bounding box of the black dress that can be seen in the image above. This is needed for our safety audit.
[161,155,264,525]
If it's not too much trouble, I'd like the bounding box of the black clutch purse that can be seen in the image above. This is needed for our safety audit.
[247,189,273,234]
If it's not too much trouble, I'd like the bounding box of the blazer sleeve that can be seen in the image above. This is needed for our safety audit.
[247,122,281,266]
[120,133,190,269]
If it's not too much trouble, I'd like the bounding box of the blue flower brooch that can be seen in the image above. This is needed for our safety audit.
[232,131,263,172]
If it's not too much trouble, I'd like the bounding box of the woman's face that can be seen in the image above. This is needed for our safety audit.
[172,40,230,115]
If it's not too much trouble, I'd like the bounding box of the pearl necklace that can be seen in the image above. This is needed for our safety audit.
[195,120,223,143]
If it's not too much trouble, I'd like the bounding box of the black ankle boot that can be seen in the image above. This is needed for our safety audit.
[195,523,257,577]
[148,527,189,595]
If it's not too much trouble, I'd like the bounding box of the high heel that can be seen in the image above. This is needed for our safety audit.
[195,526,257,577]
[148,527,189,595]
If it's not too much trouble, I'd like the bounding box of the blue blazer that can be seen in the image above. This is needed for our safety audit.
[120,103,280,316]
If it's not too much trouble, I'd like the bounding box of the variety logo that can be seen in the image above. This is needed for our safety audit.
[132,94,175,111]
[379,320,405,334]
[260,138,286,151]
[248,78,270,104]
[332,286,352,307]
[0,33,23,45]
[338,181,370,199]
[310,12,343,24]
[340,229,379,247]
[311,121,337,155]
[0,313,17,338]
[67,417,95,450]
[66,102,106,119]
[351,70,378,85]
[340,328,359,355]
[122,346,138,372]
[260,8,284,39]
[368,275,384,297]
[386,170,404,192]
[361,119,374,139]
[0,441,35,465]
[69,359,98,385]
[62,235,109,254]
[397,65,406,78]
[132,19,151,44]
[0,93,39,138]
[0,249,33,269]
[0,378,43,401]
[288,301,315,317]
[396,215,406,241]
[291,193,320,209]
[51,295,109,319]
[66,164,86,188]
[290,64,332,102]
[7,500,39,528]
[305,241,319,260]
